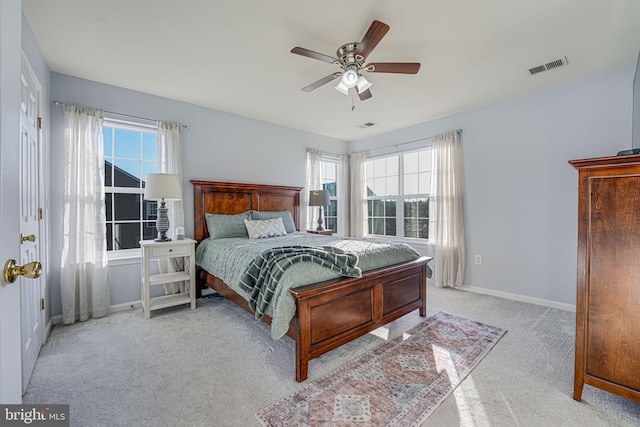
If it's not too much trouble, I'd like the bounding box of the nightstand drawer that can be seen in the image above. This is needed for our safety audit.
[150,244,188,257]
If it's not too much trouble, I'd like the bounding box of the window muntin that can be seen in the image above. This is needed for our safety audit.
[366,148,432,240]
[104,121,160,251]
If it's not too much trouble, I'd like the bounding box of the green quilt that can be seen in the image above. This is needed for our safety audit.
[238,245,362,321]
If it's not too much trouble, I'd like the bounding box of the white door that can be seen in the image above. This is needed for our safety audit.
[19,54,44,394]
[0,0,24,402]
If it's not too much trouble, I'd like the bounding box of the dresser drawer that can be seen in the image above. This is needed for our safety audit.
[150,244,188,257]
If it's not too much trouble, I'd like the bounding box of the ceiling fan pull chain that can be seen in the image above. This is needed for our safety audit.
[351,90,356,110]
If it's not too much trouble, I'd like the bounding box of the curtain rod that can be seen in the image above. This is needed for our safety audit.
[53,101,190,129]
[392,129,462,149]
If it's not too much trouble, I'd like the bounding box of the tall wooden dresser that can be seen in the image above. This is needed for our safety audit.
[570,155,640,404]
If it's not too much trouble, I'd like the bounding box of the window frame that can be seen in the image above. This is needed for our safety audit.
[103,118,161,260]
[365,146,433,243]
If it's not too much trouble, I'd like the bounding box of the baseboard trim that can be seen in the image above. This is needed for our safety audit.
[460,285,576,313]
[52,301,142,325]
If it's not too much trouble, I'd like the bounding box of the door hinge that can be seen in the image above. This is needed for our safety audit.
[38,208,43,220]
[40,298,44,311]
[37,117,42,129]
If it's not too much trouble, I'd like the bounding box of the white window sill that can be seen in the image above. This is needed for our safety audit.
[366,235,433,248]
[107,249,141,266]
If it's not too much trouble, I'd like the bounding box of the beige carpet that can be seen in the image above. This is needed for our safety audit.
[23,285,640,426]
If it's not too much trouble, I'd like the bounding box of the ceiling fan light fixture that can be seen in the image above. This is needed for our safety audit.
[334,81,350,95]
[356,75,372,94]
[341,69,358,88]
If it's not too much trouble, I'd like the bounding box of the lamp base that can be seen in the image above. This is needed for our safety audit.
[155,199,172,242]
[316,206,325,231]
[154,235,172,242]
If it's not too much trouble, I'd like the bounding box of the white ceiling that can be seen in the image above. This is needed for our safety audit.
[22,0,640,142]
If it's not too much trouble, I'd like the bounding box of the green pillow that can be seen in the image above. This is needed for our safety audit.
[205,211,251,239]
[251,210,297,234]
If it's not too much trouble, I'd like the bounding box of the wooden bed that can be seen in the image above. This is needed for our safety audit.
[192,180,431,382]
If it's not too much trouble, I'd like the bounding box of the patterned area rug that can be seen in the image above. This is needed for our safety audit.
[256,311,506,427]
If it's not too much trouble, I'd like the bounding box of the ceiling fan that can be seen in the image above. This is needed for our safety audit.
[290,20,420,101]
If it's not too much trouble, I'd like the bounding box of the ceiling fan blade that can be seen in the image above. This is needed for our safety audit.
[366,62,421,74]
[301,73,341,92]
[358,88,372,101]
[291,47,338,64]
[356,20,390,60]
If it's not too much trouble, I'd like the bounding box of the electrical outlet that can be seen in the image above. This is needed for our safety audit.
[475,255,483,265]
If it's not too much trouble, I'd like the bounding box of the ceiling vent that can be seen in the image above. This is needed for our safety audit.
[357,122,376,129]
[528,56,568,76]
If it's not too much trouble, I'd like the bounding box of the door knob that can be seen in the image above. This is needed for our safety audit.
[20,233,36,244]
[3,259,42,284]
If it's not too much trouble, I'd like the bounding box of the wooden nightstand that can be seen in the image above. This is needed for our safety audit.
[140,238,196,319]
[307,229,333,236]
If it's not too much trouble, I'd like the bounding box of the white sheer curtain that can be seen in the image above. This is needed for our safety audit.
[337,154,349,236]
[157,121,186,294]
[349,151,368,238]
[431,130,465,288]
[60,104,110,324]
[304,148,323,230]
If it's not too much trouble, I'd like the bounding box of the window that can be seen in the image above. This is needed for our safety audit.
[366,147,432,240]
[103,120,161,252]
[320,158,339,233]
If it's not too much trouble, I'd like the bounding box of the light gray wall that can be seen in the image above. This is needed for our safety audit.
[49,73,347,315]
[349,66,634,306]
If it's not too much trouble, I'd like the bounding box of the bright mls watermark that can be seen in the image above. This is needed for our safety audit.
[0,405,68,426]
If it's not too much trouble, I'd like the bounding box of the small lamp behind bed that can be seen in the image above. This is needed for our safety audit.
[308,189,330,231]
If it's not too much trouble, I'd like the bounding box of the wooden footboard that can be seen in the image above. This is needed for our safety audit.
[290,256,429,381]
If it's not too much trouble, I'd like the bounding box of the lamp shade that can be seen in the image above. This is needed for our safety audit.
[308,189,330,206]
[341,70,358,88]
[144,173,182,201]
[356,75,372,94]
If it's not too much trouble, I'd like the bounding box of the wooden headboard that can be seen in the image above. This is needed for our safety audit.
[191,180,302,243]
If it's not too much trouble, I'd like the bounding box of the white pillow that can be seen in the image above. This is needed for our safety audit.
[244,217,287,239]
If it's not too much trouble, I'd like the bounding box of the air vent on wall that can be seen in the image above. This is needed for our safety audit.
[528,56,568,76]
[357,122,376,129]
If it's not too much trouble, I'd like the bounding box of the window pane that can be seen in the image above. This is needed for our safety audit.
[404,199,416,218]
[404,152,420,174]
[143,201,157,222]
[385,218,396,236]
[386,156,398,176]
[114,193,141,221]
[419,149,431,171]
[106,223,113,251]
[385,199,396,217]
[372,199,384,217]
[404,218,417,238]
[367,200,373,217]
[104,161,113,186]
[143,222,157,241]
[113,222,141,250]
[113,159,141,188]
[368,218,373,235]
[372,177,385,197]
[326,217,337,233]
[404,173,419,195]
[418,219,429,239]
[103,128,113,156]
[418,172,431,194]
[323,181,337,197]
[386,176,398,196]
[114,129,141,158]
[141,162,158,187]
[373,158,385,178]
[142,133,158,161]
[418,199,429,217]
[326,200,337,217]
[372,218,384,235]
[105,192,113,221]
